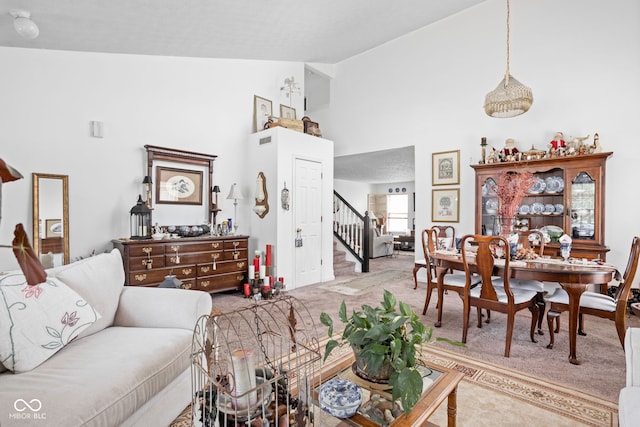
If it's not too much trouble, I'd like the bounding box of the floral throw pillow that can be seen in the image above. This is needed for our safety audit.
[0,273,101,373]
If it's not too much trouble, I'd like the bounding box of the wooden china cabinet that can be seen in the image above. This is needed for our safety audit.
[471,152,612,260]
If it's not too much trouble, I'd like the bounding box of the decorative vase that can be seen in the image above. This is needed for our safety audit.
[495,216,515,237]
[319,377,363,418]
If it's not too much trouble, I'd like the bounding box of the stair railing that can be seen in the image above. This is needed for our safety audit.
[333,191,370,273]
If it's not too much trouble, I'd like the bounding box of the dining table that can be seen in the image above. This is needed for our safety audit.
[430,250,618,365]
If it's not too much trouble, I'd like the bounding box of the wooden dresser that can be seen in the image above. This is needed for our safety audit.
[112,235,248,293]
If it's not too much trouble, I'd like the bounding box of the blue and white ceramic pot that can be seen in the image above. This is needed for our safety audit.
[319,378,363,418]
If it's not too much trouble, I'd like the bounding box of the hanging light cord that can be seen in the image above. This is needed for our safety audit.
[504,0,511,86]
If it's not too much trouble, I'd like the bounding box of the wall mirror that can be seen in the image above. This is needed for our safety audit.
[32,173,69,267]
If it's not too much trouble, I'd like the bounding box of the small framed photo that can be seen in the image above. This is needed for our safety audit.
[254,95,273,132]
[45,219,62,238]
[432,150,460,186]
[156,166,203,205]
[303,119,321,137]
[280,104,296,119]
[432,189,460,222]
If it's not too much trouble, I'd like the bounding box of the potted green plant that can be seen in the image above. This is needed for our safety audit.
[319,289,462,416]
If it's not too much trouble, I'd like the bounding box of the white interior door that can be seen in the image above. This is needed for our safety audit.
[295,158,323,287]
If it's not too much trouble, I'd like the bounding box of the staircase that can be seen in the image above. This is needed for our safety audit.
[333,241,357,277]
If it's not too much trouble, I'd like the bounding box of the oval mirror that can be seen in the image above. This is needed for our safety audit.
[32,173,69,267]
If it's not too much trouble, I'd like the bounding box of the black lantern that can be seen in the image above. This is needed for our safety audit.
[130,195,151,240]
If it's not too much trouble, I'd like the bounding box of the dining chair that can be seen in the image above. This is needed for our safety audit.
[413,225,456,289]
[545,236,640,349]
[461,234,539,357]
[421,228,470,321]
[504,230,547,334]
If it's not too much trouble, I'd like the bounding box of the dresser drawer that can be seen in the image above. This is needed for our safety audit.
[127,255,165,271]
[224,249,248,261]
[165,240,225,254]
[166,251,222,266]
[224,239,248,250]
[127,243,165,257]
[197,272,245,292]
[202,259,248,275]
[127,265,194,286]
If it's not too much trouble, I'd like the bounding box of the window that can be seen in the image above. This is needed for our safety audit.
[386,194,408,234]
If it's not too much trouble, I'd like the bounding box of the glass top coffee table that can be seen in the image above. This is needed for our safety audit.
[314,351,464,427]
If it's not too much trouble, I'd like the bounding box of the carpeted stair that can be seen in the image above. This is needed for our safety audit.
[333,241,356,277]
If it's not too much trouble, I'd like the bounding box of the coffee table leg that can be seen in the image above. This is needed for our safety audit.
[560,283,588,365]
[447,386,458,427]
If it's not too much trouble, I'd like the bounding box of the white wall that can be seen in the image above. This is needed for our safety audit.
[333,179,372,213]
[0,47,304,270]
[322,0,640,271]
[247,127,334,288]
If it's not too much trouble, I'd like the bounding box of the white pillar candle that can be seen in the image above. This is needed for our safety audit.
[230,349,257,410]
[259,265,266,279]
[248,265,255,280]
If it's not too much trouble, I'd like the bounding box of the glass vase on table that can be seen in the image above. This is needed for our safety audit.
[560,243,572,262]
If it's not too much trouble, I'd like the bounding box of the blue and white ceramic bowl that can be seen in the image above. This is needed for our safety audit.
[319,378,363,418]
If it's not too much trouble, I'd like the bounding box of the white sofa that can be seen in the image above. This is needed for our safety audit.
[0,249,212,427]
[369,227,394,258]
[619,327,640,426]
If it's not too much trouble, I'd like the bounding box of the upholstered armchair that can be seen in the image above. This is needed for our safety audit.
[369,226,394,258]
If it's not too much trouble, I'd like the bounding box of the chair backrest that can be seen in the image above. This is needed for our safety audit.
[614,236,640,308]
[432,225,456,250]
[516,230,545,255]
[461,234,513,301]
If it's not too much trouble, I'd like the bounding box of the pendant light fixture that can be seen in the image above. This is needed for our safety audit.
[484,0,533,118]
[9,9,39,40]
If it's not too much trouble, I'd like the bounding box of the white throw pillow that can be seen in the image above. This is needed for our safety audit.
[0,273,101,373]
[437,237,453,250]
[53,249,124,338]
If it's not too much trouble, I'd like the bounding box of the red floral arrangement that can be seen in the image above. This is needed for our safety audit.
[489,171,536,235]
[0,159,46,285]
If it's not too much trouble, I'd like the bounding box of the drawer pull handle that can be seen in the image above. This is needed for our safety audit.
[142,247,153,254]
[170,256,182,264]
[183,283,192,290]
[201,266,210,273]
[233,241,240,247]
[134,274,147,282]
[182,268,192,275]
[236,262,246,268]
[170,246,179,252]
[211,243,220,248]
[201,281,209,288]
[236,275,244,281]
[211,253,221,260]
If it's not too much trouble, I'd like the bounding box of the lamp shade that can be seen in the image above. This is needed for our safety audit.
[9,9,39,40]
[227,183,244,200]
[142,175,152,184]
[212,185,221,193]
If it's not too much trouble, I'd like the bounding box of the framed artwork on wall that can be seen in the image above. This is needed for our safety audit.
[45,219,62,238]
[432,150,460,186]
[432,188,459,222]
[280,104,296,119]
[156,166,203,205]
[254,95,272,132]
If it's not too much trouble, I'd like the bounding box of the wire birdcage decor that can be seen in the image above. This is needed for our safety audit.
[191,295,322,426]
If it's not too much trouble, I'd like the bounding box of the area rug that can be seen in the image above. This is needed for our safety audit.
[317,269,410,296]
[171,342,617,427]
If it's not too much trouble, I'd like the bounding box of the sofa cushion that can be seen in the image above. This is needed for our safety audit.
[52,249,125,338]
[0,326,193,426]
[0,274,100,372]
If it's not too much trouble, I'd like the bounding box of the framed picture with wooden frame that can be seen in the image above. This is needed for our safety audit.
[156,166,203,205]
[254,95,273,132]
[432,150,460,186]
[280,104,296,119]
[432,188,460,222]
[45,219,62,238]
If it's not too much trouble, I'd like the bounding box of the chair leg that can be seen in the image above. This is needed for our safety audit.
[485,309,491,324]
[504,313,515,357]
[412,264,423,290]
[529,305,539,343]
[476,307,483,328]
[616,320,627,348]
[422,285,433,315]
[546,310,560,349]
[536,293,546,335]
[462,301,470,343]
[578,313,587,336]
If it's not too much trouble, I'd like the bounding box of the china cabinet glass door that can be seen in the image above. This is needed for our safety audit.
[569,171,596,240]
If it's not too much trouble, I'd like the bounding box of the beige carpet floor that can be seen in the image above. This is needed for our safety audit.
[172,339,617,426]
[179,251,636,425]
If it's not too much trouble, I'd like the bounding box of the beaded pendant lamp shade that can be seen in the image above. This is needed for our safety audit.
[484,0,533,118]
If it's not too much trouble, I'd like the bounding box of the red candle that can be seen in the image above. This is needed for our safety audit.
[253,257,260,273]
[265,244,272,266]
[243,283,250,297]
